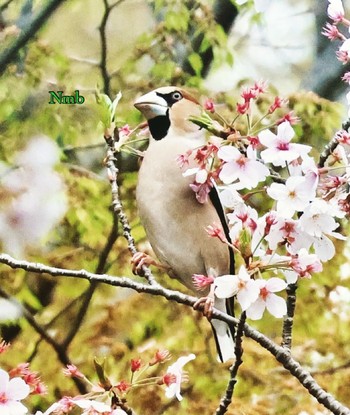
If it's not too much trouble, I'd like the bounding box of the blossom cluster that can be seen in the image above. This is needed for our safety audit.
[185,79,349,321]
[0,136,67,257]
[0,340,46,415]
[1,345,194,415]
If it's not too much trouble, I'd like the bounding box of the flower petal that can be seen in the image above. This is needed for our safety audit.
[266,294,287,318]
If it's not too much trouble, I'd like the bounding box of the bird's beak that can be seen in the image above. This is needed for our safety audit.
[134,91,168,120]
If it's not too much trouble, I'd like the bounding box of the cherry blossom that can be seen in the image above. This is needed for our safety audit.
[227,204,258,243]
[327,0,345,22]
[0,137,67,257]
[267,176,315,218]
[63,364,84,379]
[322,22,344,41]
[214,266,260,311]
[284,249,323,284]
[246,278,287,320]
[264,216,311,254]
[0,368,30,415]
[259,121,311,167]
[299,199,346,261]
[218,145,269,189]
[74,398,111,414]
[164,354,196,401]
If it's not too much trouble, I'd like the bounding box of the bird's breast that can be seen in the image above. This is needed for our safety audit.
[136,138,230,291]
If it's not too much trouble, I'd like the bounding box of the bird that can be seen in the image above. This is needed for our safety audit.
[133,86,235,362]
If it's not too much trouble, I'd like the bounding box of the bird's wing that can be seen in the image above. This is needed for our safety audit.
[208,186,235,274]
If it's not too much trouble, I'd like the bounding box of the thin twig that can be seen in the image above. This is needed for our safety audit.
[0,0,66,75]
[281,283,297,350]
[98,0,126,96]
[104,135,158,286]
[215,312,246,415]
[0,254,349,415]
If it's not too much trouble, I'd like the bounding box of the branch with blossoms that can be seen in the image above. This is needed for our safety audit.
[0,253,350,415]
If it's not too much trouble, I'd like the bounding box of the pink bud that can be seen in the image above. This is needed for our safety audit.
[130,358,142,372]
[204,98,215,113]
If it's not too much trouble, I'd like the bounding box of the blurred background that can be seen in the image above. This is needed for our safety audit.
[0,1,350,414]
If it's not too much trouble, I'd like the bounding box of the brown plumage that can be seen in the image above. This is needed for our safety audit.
[134,86,235,362]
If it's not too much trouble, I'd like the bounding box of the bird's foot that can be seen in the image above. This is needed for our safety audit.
[131,252,170,275]
[193,296,214,320]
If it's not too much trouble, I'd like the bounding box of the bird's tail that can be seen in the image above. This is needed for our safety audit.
[211,297,235,362]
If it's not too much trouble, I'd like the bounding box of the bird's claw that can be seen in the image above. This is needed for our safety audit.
[193,296,214,320]
[131,252,155,275]
[131,252,171,275]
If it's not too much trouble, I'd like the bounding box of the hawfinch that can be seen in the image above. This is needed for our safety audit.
[134,86,235,362]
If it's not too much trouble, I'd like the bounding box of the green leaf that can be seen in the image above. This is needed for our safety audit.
[94,357,112,390]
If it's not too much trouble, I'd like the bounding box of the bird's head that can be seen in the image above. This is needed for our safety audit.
[134,86,202,141]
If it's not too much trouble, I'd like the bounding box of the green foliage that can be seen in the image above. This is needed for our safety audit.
[0,1,350,415]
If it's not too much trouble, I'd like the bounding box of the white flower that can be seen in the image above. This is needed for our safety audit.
[219,186,244,209]
[74,399,111,414]
[227,204,258,242]
[0,368,30,415]
[214,266,260,311]
[299,199,346,261]
[218,145,269,189]
[284,248,323,284]
[164,354,196,401]
[0,299,22,323]
[267,176,314,218]
[260,122,311,167]
[0,137,67,257]
[327,0,344,21]
[329,286,350,320]
[246,278,287,320]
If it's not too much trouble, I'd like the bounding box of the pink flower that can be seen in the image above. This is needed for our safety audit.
[286,249,323,283]
[0,368,30,415]
[236,101,250,115]
[204,98,215,113]
[246,278,287,320]
[327,0,345,22]
[218,145,269,189]
[336,49,349,64]
[192,274,215,291]
[342,71,350,83]
[0,340,9,354]
[176,150,192,168]
[276,111,300,126]
[206,223,228,243]
[149,350,171,366]
[260,122,311,167]
[214,266,260,311]
[63,364,84,379]
[130,358,142,372]
[335,129,350,145]
[163,354,195,401]
[268,96,288,114]
[322,22,344,41]
[264,216,311,253]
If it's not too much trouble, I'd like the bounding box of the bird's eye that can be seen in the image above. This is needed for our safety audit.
[172,91,183,101]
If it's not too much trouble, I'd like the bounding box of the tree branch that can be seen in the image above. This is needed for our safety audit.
[215,312,246,415]
[0,254,349,415]
[0,0,66,75]
[281,283,297,350]
[103,132,158,286]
